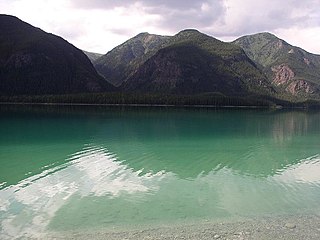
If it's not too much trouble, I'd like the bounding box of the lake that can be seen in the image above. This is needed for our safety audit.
[1,105,320,238]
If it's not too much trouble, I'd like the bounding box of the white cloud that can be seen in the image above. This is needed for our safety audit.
[275,27,320,54]
[211,0,320,53]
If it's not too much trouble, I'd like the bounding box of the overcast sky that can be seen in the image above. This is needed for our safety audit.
[1,0,320,54]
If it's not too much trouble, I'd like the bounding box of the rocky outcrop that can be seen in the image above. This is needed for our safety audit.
[275,40,284,49]
[303,58,311,65]
[271,64,295,85]
[286,80,318,95]
[271,64,320,96]
[234,32,320,101]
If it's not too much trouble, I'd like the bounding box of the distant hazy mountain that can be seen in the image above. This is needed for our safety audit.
[234,33,320,100]
[94,32,171,86]
[83,50,103,63]
[0,15,114,95]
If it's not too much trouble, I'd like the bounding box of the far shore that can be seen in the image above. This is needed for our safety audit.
[0,101,292,109]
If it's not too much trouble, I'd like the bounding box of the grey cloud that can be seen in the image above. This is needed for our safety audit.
[210,0,320,38]
[142,0,203,10]
[70,0,128,9]
[70,0,320,41]
[108,27,135,36]
[72,0,204,10]
[143,0,226,32]
[71,0,226,35]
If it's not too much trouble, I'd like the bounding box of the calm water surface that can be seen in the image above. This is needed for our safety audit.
[0,105,320,238]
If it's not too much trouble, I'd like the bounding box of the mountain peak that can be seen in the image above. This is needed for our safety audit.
[252,32,278,40]
[0,14,19,21]
[0,14,113,95]
[0,14,39,33]
[234,31,320,99]
[135,32,151,38]
[178,29,200,34]
[94,31,170,86]
[175,29,203,38]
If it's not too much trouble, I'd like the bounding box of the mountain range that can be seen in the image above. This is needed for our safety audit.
[93,30,320,102]
[1,14,320,106]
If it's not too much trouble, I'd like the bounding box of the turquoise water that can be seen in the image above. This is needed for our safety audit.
[1,105,320,238]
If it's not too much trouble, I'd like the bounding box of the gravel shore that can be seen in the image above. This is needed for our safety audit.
[47,214,320,240]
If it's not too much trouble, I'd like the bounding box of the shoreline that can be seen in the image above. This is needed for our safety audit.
[46,213,320,240]
[0,101,290,109]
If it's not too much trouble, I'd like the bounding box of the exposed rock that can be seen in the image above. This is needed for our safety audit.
[275,40,284,49]
[286,80,317,95]
[234,32,320,101]
[304,58,311,65]
[271,64,295,85]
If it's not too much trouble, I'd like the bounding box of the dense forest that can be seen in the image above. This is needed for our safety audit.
[1,92,320,109]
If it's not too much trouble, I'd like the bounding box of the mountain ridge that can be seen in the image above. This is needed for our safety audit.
[94,32,171,86]
[233,32,320,100]
[120,29,274,96]
[0,14,115,95]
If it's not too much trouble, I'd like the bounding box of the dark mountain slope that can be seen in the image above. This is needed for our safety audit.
[94,32,170,86]
[234,33,320,99]
[0,15,114,95]
[122,44,244,94]
[122,30,274,95]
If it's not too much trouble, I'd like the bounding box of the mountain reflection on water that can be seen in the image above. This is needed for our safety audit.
[0,105,320,239]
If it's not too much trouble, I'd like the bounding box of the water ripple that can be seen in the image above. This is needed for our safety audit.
[0,144,169,239]
[275,154,320,185]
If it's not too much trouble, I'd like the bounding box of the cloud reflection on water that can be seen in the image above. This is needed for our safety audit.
[1,144,320,239]
[0,145,168,239]
[1,107,320,239]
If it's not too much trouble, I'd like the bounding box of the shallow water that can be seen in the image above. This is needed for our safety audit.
[0,105,320,238]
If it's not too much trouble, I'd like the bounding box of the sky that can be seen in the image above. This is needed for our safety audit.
[1,0,320,54]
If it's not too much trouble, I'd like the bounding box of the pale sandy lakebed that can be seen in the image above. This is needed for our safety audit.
[46,214,320,240]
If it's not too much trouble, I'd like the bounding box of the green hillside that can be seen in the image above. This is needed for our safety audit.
[234,33,320,100]
[122,30,274,96]
[94,32,170,86]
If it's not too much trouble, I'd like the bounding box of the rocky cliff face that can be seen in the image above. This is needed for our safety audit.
[234,32,320,100]
[272,64,295,86]
[287,80,319,95]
